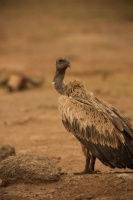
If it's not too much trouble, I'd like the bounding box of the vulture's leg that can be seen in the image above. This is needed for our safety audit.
[89,153,101,174]
[89,153,96,172]
[74,145,91,175]
[83,151,92,174]
[74,154,91,175]
[61,150,91,175]
[74,147,100,175]
[61,146,100,175]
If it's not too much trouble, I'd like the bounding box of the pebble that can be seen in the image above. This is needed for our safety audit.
[75,194,83,200]
[67,172,74,177]
[48,189,56,194]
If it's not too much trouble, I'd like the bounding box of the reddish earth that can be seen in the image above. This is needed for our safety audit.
[0,1,133,199]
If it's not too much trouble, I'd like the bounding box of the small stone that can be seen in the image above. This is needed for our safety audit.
[67,172,74,177]
[40,187,46,190]
[126,188,132,191]
[84,196,92,200]
[48,189,56,194]
[46,194,53,199]
[75,194,83,200]
[0,145,16,162]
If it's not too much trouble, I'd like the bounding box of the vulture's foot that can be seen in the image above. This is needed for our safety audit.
[89,170,101,174]
[74,169,101,175]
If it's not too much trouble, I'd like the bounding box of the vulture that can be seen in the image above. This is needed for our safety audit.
[0,70,44,92]
[53,58,133,174]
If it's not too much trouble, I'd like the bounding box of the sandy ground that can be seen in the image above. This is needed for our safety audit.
[0,1,133,199]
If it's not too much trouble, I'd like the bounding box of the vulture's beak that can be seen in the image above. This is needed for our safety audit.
[68,61,71,68]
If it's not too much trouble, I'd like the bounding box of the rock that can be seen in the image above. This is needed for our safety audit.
[75,194,83,200]
[0,145,16,162]
[0,154,61,186]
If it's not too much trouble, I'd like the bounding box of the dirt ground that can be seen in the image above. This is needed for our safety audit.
[0,0,133,199]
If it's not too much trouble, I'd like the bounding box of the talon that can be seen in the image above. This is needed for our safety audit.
[95,170,101,174]
[73,170,101,175]
[89,170,101,174]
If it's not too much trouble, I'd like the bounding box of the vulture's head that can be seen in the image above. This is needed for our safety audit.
[56,58,70,71]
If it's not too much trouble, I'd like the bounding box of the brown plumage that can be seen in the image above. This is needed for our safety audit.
[0,70,44,92]
[53,58,133,174]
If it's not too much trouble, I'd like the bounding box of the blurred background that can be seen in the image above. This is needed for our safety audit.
[0,0,133,185]
[0,0,133,117]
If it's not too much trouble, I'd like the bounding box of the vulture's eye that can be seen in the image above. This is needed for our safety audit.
[59,59,65,64]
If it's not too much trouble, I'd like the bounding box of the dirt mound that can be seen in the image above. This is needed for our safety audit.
[0,154,61,186]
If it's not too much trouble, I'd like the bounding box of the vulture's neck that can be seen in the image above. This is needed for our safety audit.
[53,69,67,95]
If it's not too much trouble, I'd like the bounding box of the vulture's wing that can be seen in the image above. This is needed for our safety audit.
[58,95,133,169]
